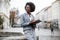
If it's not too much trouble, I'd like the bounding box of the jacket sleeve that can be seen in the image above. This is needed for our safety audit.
[20,15,30,27]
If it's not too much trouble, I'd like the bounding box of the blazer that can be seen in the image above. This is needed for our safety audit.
[20,13,36,30]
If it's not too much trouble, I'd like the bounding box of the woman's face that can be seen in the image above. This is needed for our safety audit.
[25,5,31,13]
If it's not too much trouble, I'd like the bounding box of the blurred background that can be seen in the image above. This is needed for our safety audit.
[0,0,60,40]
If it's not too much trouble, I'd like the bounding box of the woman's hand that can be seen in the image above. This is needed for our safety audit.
[29,19,41,25]
[29,20,36,25]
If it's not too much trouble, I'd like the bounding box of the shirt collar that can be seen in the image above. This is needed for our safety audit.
[25,12,32,16]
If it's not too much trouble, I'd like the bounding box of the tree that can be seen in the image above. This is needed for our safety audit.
[0,15,4,25]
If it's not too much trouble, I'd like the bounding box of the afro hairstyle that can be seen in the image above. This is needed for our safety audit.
[25,2,35,12]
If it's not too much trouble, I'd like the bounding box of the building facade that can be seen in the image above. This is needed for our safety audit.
[0,0,10,29]
[52,0,60,29]
[36,0,60,28]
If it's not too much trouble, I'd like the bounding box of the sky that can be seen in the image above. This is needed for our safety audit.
[10,0,56,16]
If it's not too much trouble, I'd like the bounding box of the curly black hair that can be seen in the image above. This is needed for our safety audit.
[25,2,35,12]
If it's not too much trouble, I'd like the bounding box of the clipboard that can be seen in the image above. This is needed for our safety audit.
[29,20,41,25]
[33,20,41,24]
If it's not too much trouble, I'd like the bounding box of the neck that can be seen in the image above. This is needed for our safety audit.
[27,12,31,16]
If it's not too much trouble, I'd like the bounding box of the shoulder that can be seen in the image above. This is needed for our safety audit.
[20,13,26,18]
[21,13,26,16]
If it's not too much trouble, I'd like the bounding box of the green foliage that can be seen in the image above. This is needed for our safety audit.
[0,16,4,25]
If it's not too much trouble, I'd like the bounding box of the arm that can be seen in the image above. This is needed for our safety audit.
[20,15,30,27]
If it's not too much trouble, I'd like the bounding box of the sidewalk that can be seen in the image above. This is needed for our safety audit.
[39,28,60,40]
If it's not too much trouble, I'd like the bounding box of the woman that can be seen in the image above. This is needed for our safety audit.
[20,2,36,40]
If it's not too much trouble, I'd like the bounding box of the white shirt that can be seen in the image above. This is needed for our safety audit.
[29,15,34,21]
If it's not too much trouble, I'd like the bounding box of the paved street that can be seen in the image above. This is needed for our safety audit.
[39,36,60,40]
[39,28,60,40]
[0,28,60,40]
